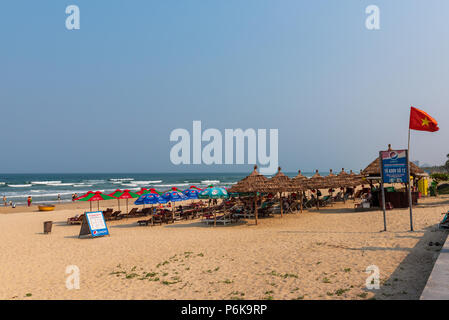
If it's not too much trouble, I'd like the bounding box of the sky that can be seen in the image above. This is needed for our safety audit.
[1,0,448,173]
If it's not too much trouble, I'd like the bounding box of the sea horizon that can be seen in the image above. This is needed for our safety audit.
[0,171,345,205]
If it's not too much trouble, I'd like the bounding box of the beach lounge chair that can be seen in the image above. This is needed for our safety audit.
[111,210,123,220]
[103,210,114,221]
[439,211,449,229]
[137,216,153,226]
[303,197,316,209]
[67,213,84,225]
[124,207,139,218]
[202,213,234,225]
[319,196,332,207]
[163,212,174,224]
[333,192,343,202]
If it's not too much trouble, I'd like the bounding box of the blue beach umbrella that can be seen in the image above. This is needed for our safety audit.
[161,190,188,218]
[162,190,188,202]
[135,193,164,205]
[182,189,199,200]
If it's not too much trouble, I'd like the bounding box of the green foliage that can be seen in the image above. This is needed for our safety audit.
[430,173,449,181]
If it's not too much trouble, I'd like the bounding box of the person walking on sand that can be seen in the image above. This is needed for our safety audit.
[27,196,32,207]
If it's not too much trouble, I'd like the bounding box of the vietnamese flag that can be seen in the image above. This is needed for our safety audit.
[409,106,439,132]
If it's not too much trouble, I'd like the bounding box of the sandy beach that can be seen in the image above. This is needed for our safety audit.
[0,194,447,300]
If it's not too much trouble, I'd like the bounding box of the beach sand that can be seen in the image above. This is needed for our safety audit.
[0,195,447,300]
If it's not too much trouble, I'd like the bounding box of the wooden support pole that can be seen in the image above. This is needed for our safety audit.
[254,194,258,226]
[279,192,283,217]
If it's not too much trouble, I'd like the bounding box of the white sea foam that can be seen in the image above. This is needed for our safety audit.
[8,184,32,188]
[132,180,163,185]
[31,181,62,185]
[153,183,189,188]
[73,184,92,187]
[46,183,75,187]
[121,183,138,187]
[0,182,5,185]
[109,178,134,182]
[83,180,106,184]
[201,180,220,185]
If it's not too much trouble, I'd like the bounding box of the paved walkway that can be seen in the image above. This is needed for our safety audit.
[420,234,449,300]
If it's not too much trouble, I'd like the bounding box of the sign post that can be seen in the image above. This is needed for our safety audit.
[79,211,110,238]
[380,149,409,232]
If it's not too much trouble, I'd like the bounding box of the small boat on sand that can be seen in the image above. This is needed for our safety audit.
[38,204,55,212]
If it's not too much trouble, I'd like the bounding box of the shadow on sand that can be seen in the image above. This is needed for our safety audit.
[349,225,448,300]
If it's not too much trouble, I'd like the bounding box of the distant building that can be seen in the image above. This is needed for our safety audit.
[412,160,420,167]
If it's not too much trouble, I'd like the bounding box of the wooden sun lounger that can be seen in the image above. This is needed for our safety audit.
[163,212,174,224]
[202,214,234,225]
[232,212,255,219]
[67,214,84,225]
[124,207,139,218]
[137,217,153,226]
[152,214,163,225]
[111,210,123,220]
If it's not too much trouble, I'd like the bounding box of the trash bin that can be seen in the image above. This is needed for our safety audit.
[43,221,53,234]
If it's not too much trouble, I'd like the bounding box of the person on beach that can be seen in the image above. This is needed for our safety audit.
[57,194,61,202]
[3,195,6,206]
[27,196,32,207]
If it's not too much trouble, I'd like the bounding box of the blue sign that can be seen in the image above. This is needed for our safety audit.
[85,211,109,237]
[381,150,408,183]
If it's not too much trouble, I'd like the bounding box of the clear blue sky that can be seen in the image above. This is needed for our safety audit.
[1,0,448,173]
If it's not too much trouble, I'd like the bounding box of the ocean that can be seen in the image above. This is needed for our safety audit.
[0,172,321,205]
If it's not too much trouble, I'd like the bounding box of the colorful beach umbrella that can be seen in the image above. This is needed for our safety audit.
[162,190,188,202]
[76,191,116,211]
[148,188,164,195]
[108,189,123,210]
[198,187,229,227]
[198,187,229,199]
[161,190,188,219]
[135,193,164,205]
[182,188,199,200]
[136,188,149,195]
[113,189,139,214]
[75,191,94,200]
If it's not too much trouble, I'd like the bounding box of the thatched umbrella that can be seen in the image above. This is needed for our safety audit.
[309,170,327,210]
[324,169,340,189]
[335,168,352,202]
[228,165,268,225]
[292,170,308,212]
[348,170,367,187]
[268,167,292,218]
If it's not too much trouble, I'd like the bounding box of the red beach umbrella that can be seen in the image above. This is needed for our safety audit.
[76,191,117,211]
[136,188,149,195]
[112,189,139,214]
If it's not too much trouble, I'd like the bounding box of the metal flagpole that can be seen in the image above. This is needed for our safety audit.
[407,128,414,231]
[379,151,387,231]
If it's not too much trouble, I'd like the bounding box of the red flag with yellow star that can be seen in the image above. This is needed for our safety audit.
[409,106,439,132]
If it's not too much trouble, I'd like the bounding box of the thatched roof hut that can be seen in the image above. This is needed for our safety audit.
[228,165,268,193]
[362,144,424,178]
[291,170,309,191]
[268,167,295,192]
[308,170,327,189]
[323,169,341,188]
